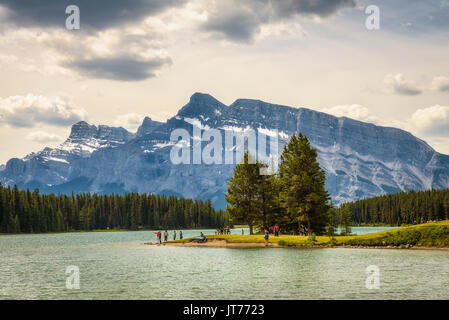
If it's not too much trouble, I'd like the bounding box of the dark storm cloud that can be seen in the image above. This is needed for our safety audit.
[271,0,357,18]
[0,0,186,30]
[204,11,262,42]
[66,56,172,81]
[202,0,356,42]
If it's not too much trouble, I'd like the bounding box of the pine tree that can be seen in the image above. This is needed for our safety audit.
[254,162,279,231]
[79,204,91,230]
[278,133,330,235]
[339,204,352,235]
[13,214,21,233]
[56,209,64,232]
[225,152,260,234]
[327,204,338,236]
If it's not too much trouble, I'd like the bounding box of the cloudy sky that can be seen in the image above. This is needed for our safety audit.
[0,0,448,164]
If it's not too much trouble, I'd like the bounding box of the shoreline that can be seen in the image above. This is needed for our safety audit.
[144,238,449,250]
[145,221,449,250]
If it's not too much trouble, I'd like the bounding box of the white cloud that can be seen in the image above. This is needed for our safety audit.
[0,20,172,81]
[320,103,449,154]
[430,76,449,92]
[25,131,63,143]
[113,113,145,131]
[384,73,422,95]
[257,22,307,40]
[0,54,18,64]
[320,104,380,124]
[0,94,87,128]
[408,105,449,136]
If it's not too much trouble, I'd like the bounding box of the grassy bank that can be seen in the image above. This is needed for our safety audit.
[168,220,449,248]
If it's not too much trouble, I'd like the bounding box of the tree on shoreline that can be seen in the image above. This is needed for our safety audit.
[226,134,331,235]
[225,152,282,234]
[327,204,338,236]
[339,204,352,236]
[341,188,449,225]
[254,164,279,232]
[225,152,260,234]
[0,184,229,234]
[278,134,330,235]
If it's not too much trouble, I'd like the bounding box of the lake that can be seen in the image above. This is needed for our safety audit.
[1,227,449,300]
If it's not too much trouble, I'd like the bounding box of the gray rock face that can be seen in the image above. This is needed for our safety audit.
[0,122,135,190]
[1,92,449,208]
[136,117,163,137]
[66,121,135,155]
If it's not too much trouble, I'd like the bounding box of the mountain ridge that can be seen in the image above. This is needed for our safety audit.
[1,92,448,208]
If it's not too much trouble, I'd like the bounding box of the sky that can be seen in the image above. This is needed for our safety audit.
[0,0,448,164]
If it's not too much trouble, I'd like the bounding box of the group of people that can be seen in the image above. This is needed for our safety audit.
[412,219,437,225]
[154,230,183,244]
[216,226,231,235]
[264,224,280,246]
[268,224,280,236]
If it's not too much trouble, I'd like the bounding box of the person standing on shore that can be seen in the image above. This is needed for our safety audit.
[154,231,162,244]
[164,230,168,242]
[173,230,177,240]
[264,230,269,247]
[180,231,183,239]
[242,228,244,235]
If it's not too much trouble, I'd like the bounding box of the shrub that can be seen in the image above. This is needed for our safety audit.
[307,233,317,243]
[327,237,337,246]
[278,240,287,246]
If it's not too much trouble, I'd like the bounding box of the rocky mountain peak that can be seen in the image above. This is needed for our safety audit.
[68,121,134,143]
[136,116,162,137]
[69,121,98,140]
[177,92,226,118]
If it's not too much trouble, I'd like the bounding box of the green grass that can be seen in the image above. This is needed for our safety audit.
[170,220,449,248]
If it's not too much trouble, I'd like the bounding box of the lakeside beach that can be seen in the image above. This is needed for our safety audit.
[158,221,449,250]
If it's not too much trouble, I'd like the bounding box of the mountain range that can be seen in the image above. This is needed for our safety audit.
[1,92,449,208]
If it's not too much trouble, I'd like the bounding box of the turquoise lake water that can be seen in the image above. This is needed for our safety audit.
[1,227,449,300]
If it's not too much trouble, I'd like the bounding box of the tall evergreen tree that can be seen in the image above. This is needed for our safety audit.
[327,204,338,236]
[253,162,279,231]
[278,133,330,235]
[225,152,260,234]
[339,204,352,235]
